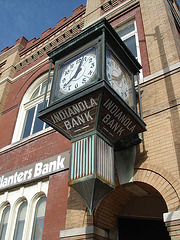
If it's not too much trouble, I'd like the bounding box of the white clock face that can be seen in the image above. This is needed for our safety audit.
[106,51,132,106]
[57,48,96,94]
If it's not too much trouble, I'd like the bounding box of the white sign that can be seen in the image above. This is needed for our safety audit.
[0,151,70,191]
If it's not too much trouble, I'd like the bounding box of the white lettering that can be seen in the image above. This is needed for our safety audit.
[0,154,68,190]
[34,162,43,177]
[51,98,97,124]
[57,156,65,169]
[103,98,137,135]
[64,120,72,130]
[17,172,24,183]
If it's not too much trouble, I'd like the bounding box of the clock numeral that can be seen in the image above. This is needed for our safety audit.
[70,63,74,69]
[88,70,93,76]
[107,59,111,67]
[63,83,67,88]
[90,62,95,68]
[89,57,93,63]
[65,70,70,75]
[62,78,66,83]
[76,58,82,64]
[68,85,72,91]
[82,78,87,84]
[75,83,78,89]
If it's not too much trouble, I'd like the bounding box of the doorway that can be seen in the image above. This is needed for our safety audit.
[118,217,170,240]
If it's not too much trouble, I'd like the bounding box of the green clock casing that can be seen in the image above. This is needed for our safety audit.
[106,49,133,108]
[53,47,97,101]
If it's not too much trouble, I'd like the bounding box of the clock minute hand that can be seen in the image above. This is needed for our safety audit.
[73,56,84,79]
[64,57,84,89]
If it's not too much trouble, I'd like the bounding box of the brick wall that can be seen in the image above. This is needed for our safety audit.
[43,170,69,240]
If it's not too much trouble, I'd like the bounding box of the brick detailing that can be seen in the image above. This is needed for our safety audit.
[0,80,11,117]
[101,0,126,12]
[42,171,69,240]
[65,188,93,229]
[139,0,180,74]
[134,163,180,212]
[14,22,84,73]
[165,220,180,239]
[94,184,135,231]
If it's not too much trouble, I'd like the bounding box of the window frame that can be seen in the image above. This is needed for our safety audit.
[114,19,142,80]
[0,204,10,240]
[31,196,47,240]
[12,72,53,144]
[13,200,27,240]
[0,181,48,240]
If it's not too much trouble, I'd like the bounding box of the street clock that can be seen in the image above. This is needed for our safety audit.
[39,18,146,214]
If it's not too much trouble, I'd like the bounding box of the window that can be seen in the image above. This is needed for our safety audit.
[116,20,142,79]
[0,181,48,240]
[13,201,27,240]
[118,21,140,59]
[0,205,10,240]
[22,80,51,139]
[31,197,47,240]
[12,73,52,143]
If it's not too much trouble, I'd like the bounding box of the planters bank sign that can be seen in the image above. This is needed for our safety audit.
[0,151,70,190]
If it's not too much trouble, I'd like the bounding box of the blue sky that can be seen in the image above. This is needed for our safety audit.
[0,0,180,52]
[0,0,86,52]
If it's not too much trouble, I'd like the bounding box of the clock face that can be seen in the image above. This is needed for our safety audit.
[106,50,133,107]
[56,48,96,96]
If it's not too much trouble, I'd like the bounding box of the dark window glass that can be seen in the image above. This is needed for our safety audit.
[14,201,27,240]
[123,35,137,57]
[118,23,135,38]
[0,205,10,240]
[23,107,35,138]
[32,103,44,134]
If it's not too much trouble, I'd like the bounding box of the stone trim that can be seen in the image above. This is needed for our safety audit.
[163,211,180,239]
[142,61,180,84]
[59,226,108,239]
[163,210,180,222]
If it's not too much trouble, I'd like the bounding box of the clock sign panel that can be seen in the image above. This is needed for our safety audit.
[98,89,146,143]
[54,47,97,100]
[42,90,101,139]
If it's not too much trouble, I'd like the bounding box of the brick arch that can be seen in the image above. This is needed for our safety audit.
[13,61,51,105]
[95,163,180,231]
[134,163,180,212]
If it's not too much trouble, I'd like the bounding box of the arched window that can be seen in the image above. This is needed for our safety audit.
[0,205,10,240]
[12,73,52,143]
[31,196,46,240]
[22,79,51,139]
[13,201,27,240]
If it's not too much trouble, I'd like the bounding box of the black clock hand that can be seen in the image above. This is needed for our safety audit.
[63,57,84,89]
[73,56,84,79]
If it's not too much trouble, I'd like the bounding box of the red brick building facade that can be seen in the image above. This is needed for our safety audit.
[0,0,180,239]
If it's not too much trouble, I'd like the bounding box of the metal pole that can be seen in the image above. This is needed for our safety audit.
[136,74,144,121]
[43,59,53,109]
